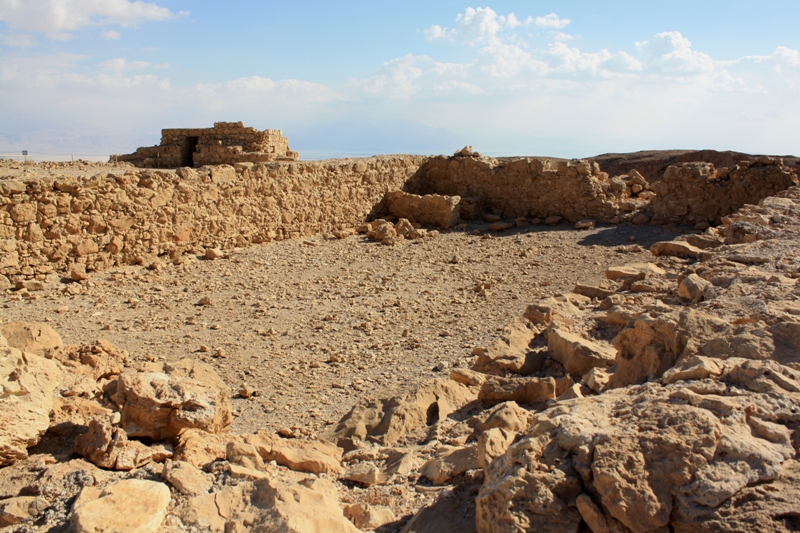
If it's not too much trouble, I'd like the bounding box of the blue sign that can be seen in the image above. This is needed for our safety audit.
[22,150,28,156]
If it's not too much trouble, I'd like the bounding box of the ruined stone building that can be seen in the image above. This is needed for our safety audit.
[114,122,299,168]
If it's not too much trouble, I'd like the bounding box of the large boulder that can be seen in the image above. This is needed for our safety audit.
[114,359,232,440]
[0,322,63,355]
[0,343,62,465]
[177,478,359,533]
[321,378,475,451]
[70,479,171,533]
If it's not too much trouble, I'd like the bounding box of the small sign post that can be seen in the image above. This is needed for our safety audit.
[22,150,28,165]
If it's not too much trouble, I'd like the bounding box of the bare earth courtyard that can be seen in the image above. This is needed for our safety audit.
[0,211,680,435]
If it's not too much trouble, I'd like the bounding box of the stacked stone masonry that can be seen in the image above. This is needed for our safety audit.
[1,149,797,281]
[0,157,425,279]
[114,122,299,168]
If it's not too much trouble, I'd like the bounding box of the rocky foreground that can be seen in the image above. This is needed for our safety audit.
[1,188,800,531]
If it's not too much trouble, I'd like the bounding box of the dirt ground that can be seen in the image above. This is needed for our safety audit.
[1,215,683,436]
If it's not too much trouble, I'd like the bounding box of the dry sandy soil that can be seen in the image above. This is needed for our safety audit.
[0,193,682,436]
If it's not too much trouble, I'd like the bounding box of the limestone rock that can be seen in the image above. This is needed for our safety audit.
[478,376,555,404]
[321,378,474,451]
[420,445,479,485]
[523,296,580,327]
[343,447,415,486]
[114,359,232,440]
[385,191,462,229]
[243,478,359,533]
[449,368,487,387]
[605,262,665,281]
[226,441,264,470]
[472,318,538,375]
[678,273,712,301]
[476,384,796,533]
[70,479,171,533]
[547,328,616,377]
[344,503,396,530]
[173,429,231,468]
[477,428,516,471]
[163,460,212,496]
[0,344,62,465]
[0,496,49,526]
[650,240,705,259]
[245,430,342,474]
[0,322,63,355]
[472,401,531,435]
[75,418,173,470]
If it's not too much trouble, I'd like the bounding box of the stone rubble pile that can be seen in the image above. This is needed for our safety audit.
[0,183,798,531]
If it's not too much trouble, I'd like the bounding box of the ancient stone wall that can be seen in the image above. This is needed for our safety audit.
[409,151,797,225]
[407,152,631,223]
[2,149,798,282]
[115,122,299,168]
[650,158,797,224]
[0,156,425,280]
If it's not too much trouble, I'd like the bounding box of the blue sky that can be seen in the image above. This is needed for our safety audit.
[1,1,799,159]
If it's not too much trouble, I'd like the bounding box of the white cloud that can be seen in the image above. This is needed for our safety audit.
[533,13,571,29]
[0,0,185,37]
[548,42,643,76]
[636,31,714,74]
[100,57,152,72]
[102,30,121,40]
[433,80,483,94]
[0,32,37,47]
[424,25,454,42]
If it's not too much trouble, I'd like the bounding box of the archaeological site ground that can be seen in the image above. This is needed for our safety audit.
[1,128,800,532]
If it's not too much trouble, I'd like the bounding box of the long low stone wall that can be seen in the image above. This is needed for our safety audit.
[407,151,798,225]
[1,150,798,282]
[0,156,425,280]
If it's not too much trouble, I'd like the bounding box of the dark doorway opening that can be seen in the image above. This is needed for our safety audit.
[180,136,199,167]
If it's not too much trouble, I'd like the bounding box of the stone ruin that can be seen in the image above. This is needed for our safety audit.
[114,122,299,168]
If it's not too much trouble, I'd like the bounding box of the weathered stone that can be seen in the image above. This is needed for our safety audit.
[547,328,616,377]
[322,378,474,451]
[605,262,665,281]
[477,428,516,471]
[344,503,396,531]
[679,273,712,301]
[478,376,556,404]
[114,359,232,440]
[75,418,173,470]
[385,191,461,229]
[245,430,342,474]
[163,460,212,496]
[0,344,61,465]
[420,445,479,485]
[0,496,49,526]
[0,322,63,355]
[650,240,705,259]
[472,318,538,375]
[70,480,171,533]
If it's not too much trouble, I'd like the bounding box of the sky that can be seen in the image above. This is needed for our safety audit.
[1,0,799,160]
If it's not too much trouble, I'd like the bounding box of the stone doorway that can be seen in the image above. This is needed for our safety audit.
[180,136,199,167]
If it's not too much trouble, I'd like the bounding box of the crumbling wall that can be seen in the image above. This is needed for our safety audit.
[0,156,425,280]
[408,151,625,223]
[410,150,797,226]
[115,122,299,168]
[650,158,797,224]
